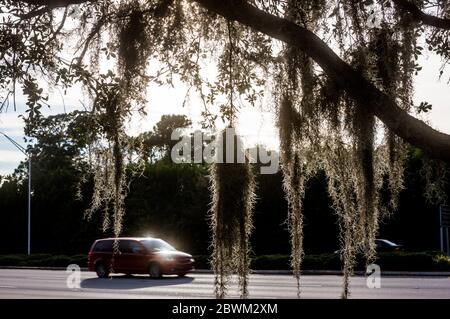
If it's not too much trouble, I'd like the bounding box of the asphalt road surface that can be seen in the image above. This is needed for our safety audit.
[0,269,449,299]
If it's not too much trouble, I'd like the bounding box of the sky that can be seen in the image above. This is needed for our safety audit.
[0,71,279,175]
[0,50,449,175]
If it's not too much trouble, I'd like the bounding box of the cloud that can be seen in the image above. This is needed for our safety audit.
[0,113,25,137]
[0,150,26,163]
[0,150,25,175]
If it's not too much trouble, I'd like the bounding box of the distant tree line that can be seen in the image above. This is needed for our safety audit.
[0,112,447,255]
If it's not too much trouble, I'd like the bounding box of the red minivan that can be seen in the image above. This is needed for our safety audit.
[88,237,195,278]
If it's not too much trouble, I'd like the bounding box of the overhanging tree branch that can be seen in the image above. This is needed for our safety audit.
[19,0,96,7]
[392,0,450,30]
[17,0,97,19]
[13,0,450,161]
[18,6,50,19]
[193,0,450,161]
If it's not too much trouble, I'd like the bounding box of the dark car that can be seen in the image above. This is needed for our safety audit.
[334,239,403,254]
[375,239,403,252]
[88,237,195,278]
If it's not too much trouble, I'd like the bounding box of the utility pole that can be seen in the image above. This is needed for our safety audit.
[0,131,31,255]
[440,205,450,256]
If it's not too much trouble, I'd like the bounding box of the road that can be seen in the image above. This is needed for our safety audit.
[0,269,449,299]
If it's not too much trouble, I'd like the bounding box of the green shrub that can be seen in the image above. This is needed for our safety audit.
[0,255,27,266]
[69,254,88,267]
[192,255,209,269]
[375,251,450,271]
[433,254,450,271]
[0,254,87,267]
[0,252,448,271]
[251,255,290,270]
[303,254,341,270]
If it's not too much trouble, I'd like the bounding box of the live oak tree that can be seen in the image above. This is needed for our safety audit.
[1,0,450,298]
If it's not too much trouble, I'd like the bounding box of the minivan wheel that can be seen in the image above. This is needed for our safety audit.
[149,262,162,278]
[95,263,109,278]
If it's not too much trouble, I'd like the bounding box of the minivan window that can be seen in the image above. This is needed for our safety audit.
[119,240,143,254]
[94,240,113,252]
[141,239,175,252]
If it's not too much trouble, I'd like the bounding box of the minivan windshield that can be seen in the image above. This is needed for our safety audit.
[141,239,176,252]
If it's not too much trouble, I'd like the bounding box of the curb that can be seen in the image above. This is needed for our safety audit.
[0,266,89,271]
[198,269,450,277]
[1,266,449,277]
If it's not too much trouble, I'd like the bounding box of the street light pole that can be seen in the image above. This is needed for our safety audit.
[0,131,31,255]
[27,156,31,256]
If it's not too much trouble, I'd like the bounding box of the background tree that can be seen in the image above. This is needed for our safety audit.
[136,114,192,162]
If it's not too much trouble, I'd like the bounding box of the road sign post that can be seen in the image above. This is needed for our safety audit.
[447,227,449,258]
[440,205,450,256]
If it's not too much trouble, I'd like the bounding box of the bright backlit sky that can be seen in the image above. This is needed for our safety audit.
[0,50,449,175]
